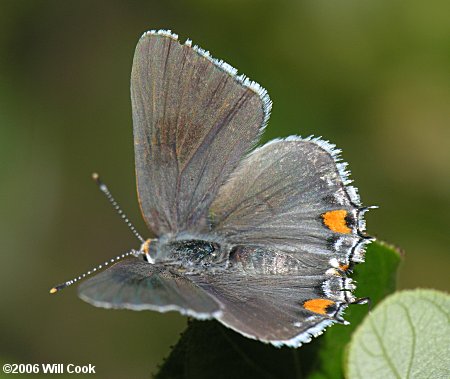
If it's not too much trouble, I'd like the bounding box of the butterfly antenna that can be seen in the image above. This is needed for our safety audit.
[92,172,145,243]
[49,249,142,294]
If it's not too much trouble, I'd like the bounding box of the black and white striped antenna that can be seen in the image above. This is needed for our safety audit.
[91,173,145,243]
[49,249,141,294]
[49,173,150,294]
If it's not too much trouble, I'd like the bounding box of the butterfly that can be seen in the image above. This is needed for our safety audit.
[51,29,374,347]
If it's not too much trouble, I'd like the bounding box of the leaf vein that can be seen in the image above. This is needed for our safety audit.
[369,315,402,379]
[398,302,416,379]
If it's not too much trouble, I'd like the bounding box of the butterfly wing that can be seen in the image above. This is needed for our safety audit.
[131,30,270,235]
[190,258,347,346]
[211,137,370,265]
[204,137,373,345]
[78,258,221,319]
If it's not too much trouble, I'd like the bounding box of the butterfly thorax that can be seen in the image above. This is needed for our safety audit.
[149,234,230,271]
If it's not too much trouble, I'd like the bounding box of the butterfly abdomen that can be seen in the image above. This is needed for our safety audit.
[228,245,329,276]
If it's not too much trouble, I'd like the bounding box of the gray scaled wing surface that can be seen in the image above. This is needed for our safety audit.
[78,258,221,319]
[131,30,271,235]
[192,137,372,346]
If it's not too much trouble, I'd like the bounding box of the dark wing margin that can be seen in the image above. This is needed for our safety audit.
[131,30,271,235]
[78,258,221,319]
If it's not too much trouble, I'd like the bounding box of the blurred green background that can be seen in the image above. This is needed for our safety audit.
[1,0,449,377]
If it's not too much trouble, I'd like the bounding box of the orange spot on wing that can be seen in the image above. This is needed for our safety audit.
[339,264,350,271]
[303,299,336,315]
[322,210,352,234]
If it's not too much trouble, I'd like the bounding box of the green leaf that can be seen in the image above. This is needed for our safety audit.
[346,289,450,379]
[155,241,401,379]
[309,240,402,379]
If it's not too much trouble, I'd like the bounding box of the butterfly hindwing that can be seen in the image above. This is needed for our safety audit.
[190,137,374,344]
[210,137,370,267]
[131,31,270,235]
[190,252,343,346]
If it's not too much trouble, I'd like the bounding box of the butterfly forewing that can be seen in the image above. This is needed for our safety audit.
[78,259,221,318]
[131,31,270,235]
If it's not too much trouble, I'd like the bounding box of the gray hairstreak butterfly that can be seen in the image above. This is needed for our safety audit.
[51,29,375,347]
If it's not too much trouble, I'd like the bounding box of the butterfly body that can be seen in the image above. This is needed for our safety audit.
[74,29,374,347]
[147,235,230,271]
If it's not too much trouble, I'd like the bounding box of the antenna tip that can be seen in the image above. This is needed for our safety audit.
[50,283,67,294]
